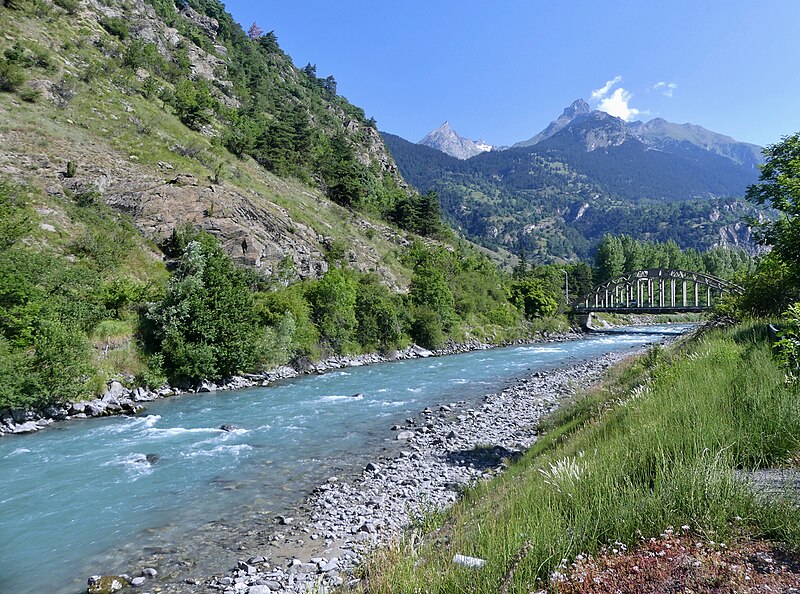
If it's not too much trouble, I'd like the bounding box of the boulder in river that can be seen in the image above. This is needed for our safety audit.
[145,454,160,464]
[219,424,240,432]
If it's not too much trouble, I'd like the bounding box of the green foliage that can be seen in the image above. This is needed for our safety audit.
[0,57,25,91]
[123,39,164,72]
[355,274,404,352]
[389,190,447,237]
[592,233,755,287]
[594,234,625,283]
[254,283,319,358]
[409,263,454,330]
[53,0,79,13]
[734,132,800,317]
[32,317,93,403]
[18,84,40,102]
[0,181,35,250]
[172,78,215,130]
[100,16,129,40]
[143,232,260,383]
[307,267,358,354]
[774,302,800,380]
[509,278,558,319]
[736,252,799,317]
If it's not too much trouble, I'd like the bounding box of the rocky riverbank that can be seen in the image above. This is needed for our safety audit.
[118,337,671,594]
[0,334,579,438]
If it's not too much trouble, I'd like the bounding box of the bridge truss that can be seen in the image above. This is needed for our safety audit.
[572,269,744,313]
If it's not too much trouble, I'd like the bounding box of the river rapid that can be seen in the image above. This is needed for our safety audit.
[0,325,691,594]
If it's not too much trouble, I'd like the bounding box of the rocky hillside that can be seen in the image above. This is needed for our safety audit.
[0,0,428,288]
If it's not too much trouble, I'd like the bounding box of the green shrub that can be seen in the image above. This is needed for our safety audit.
[307,267,358,354]
[355,274,405,352]
[0,58,25,92]
[143,233,260,383]
[53,0,79,13]
[255,283,319,358]
[172,78,215,130]
[100,16,129,40]
[18,84,41,103]
[510,278,559,319]
[409,305,445,349]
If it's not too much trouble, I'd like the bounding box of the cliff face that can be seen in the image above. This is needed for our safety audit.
[0,0,416,287]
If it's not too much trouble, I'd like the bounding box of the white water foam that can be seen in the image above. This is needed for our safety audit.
[104,453,156,480]
[144,426,221,439]
[318,394,364,403]
[4,447,31,458]
[181,444,253,458]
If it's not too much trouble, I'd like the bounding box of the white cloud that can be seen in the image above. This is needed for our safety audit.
[653,81,678,98]
[590,77,640,121]
[591,76,622,102]
[597,88,640,121]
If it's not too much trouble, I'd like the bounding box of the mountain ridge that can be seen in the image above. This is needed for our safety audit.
[381,101,766,261]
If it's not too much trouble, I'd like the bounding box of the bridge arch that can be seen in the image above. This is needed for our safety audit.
[572,269,744,314]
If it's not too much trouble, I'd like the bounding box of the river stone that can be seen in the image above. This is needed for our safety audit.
[11,409,32,423]
[87,575,128,594]
[197,380,217,393]
[43,404,68,420]
[11,421,39,434]
[396,431,415,440]
[85,400,107,416]
[142,567,158,577]
[130,576,146,587]
[105,381,126,398]
[247,586,272,594]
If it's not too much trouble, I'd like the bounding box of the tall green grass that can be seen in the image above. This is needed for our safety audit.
[363,322,800,593]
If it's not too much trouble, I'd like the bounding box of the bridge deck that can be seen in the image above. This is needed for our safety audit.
[572,306,709,314]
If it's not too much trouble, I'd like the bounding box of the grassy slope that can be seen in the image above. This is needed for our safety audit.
[0,3,418,289]
[364,323,800,593]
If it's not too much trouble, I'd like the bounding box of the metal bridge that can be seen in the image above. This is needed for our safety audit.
[572,269,744,314]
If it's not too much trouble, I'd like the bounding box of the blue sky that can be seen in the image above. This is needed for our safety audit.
[223,1,798,148]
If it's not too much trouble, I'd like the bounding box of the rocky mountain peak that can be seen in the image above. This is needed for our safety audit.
[418,122,492,160]
[513,98,594,148]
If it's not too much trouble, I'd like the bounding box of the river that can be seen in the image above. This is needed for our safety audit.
[0,325,690,593]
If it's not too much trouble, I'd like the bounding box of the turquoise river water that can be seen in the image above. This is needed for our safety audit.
[0,325,691,593]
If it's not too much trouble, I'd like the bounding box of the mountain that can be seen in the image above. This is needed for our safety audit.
[515,101,763,172]
[418,121,493,159]
[631,118,764,172]
[381,102,766,261]
[514,99,593,148]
